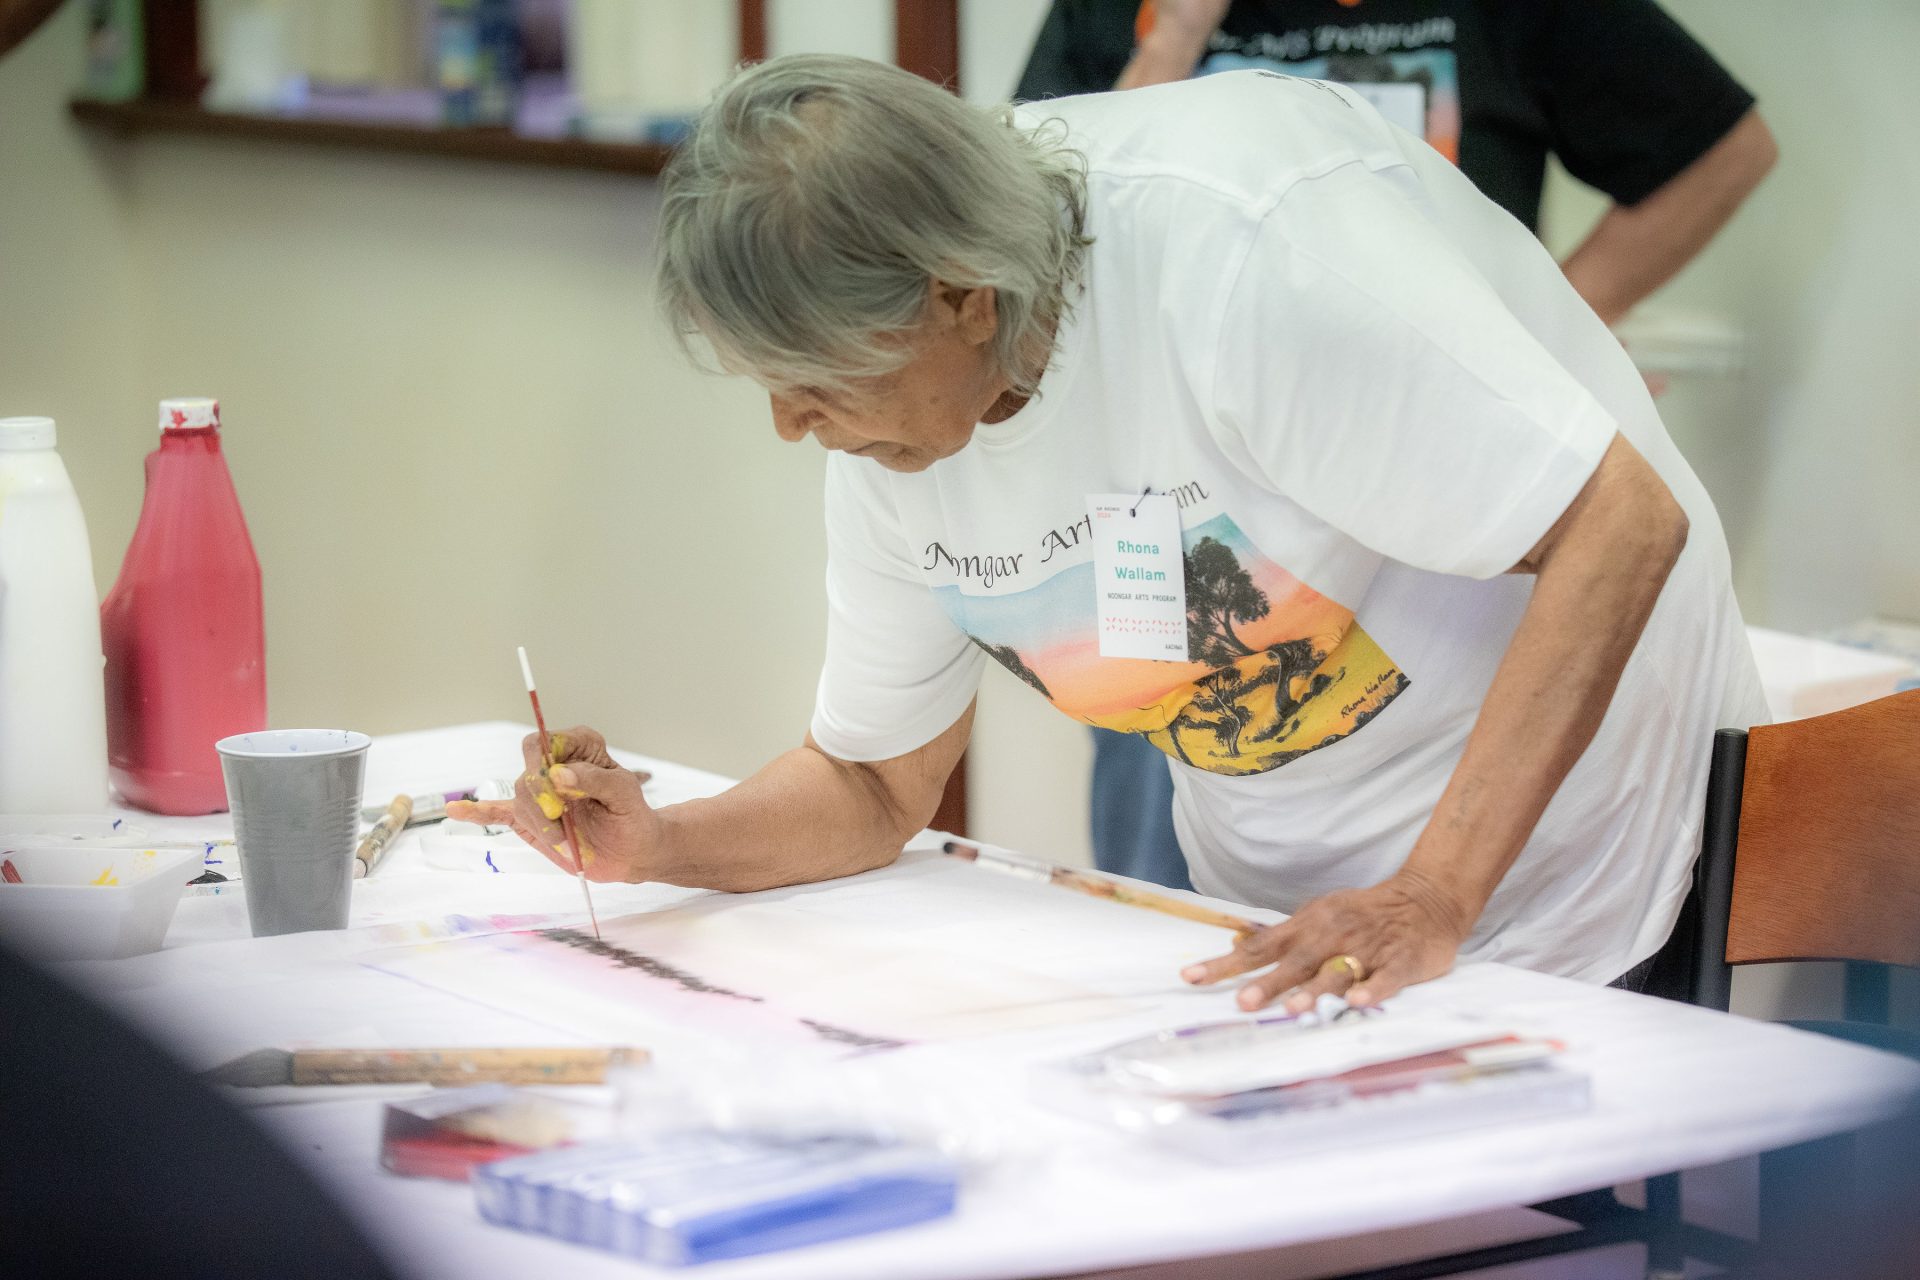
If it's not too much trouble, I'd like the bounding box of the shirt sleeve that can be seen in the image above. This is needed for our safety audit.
[808,458,986,763]
[1526,0,1758,206]
[1207,167,1617,580]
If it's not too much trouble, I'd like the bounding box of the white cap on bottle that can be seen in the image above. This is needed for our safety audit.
[159,397,220,431]
[0,416,57,451]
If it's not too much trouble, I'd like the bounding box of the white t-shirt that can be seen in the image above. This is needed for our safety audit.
[807,71,1766,984]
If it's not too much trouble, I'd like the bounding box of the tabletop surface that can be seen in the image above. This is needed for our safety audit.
[54,723,1920,1280]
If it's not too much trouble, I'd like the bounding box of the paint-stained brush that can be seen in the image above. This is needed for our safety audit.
[353,794,412,878]
[518,645,601,940]
[942,839,1263,937]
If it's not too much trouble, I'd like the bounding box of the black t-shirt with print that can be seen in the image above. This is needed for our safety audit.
[1014,0,1756,232]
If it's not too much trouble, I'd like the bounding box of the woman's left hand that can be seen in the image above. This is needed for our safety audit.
[1180,870,1475,1011]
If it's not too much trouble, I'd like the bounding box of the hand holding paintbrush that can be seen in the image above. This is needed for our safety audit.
[446,717,660,898]
[515,646,602,938]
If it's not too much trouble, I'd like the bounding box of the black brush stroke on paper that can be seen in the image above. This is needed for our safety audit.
[536,927,909,1051]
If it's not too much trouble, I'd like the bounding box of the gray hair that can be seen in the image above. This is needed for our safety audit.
[655,54,1089,398]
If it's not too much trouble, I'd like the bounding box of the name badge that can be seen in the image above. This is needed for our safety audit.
[1090,492,1189,662]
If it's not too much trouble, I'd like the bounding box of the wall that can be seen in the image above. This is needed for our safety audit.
[1540,0,1920,635]
[767,0,893,64]
[1,4,823,786]
[961,0,1054,104]
[0,2,142,549]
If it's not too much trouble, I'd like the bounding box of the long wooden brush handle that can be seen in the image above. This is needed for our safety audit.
[944,840,1263,936]
[1054,868,1262,935]
[288,1047,644,1086]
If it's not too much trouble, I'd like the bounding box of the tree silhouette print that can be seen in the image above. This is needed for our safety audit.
[1246,637,1323,744]
[1185,537,1270,665]
[1180,666,1257,759]
[1164,638,1342,771]
[969,637,1051,699]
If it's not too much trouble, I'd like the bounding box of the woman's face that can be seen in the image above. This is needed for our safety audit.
[767,283,1009,474]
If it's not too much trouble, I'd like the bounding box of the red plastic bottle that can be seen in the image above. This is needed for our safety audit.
[101,397,266,814]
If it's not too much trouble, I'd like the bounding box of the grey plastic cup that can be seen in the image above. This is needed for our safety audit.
[216,729,371,937]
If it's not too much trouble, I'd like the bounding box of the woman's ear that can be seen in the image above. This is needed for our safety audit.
[952,284,1000,347]
[928,278,998,346]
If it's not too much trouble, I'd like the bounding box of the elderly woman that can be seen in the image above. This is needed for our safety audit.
[457,54,1765,1011]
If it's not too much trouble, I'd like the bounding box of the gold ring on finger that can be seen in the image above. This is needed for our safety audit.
[1323,953,1369,984]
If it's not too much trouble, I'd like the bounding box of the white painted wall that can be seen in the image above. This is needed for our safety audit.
[0,6,142,533]
[960,0,1054,104]
[1,4,822,785]
[767,0,894,64]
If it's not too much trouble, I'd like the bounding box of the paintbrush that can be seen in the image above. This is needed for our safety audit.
[942,839,1262,937]
[205,1046,646,1087]
[518,645,601,940]
[353,793,412,878]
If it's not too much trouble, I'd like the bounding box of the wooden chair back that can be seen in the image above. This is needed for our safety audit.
[1726,689,1920,969]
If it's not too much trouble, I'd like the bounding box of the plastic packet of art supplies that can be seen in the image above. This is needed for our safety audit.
[1133,1053,1591,1164]
[1046,1005,1517,1099]
[1036,1009,1589,1163]
[471,1131,958,1266]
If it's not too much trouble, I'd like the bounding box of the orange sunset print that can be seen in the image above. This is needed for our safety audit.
[937,513,1407,776]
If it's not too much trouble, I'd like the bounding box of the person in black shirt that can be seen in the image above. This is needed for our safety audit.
[1017,0,1776,896]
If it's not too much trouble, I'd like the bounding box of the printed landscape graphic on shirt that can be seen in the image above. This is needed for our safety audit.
[1203,47,1461,162]
[937,514,1408,777]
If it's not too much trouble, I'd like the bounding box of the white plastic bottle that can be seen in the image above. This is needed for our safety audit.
[0,416,110,813]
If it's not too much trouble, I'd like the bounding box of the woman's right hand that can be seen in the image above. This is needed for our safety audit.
[446,725,664,883]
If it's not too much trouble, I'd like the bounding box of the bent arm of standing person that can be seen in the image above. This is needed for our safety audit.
[1536,0,1775,325]
[656,708,973,891]
[450,704,973,892]
[1186,434,1689,1009]
[1113,0,1228,90]
[1560,109,1777,326]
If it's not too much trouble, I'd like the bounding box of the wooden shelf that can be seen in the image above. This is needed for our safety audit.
[69,98,674,177]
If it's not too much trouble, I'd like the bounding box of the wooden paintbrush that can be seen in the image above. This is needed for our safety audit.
[353,793,412,878]
[205,1045,646,1087]
[518,645,601,940]
[942,839,1262,937]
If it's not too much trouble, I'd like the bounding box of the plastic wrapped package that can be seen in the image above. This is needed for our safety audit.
[472,1131,958,1265]
[1035,1007,1591,1163]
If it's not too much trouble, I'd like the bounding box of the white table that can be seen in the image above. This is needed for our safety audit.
[59,724,1920,1280]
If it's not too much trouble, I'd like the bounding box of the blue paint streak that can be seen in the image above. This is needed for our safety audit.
[485,851,501,874]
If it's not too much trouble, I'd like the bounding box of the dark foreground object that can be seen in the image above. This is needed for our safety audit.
[0,941,396,1280]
